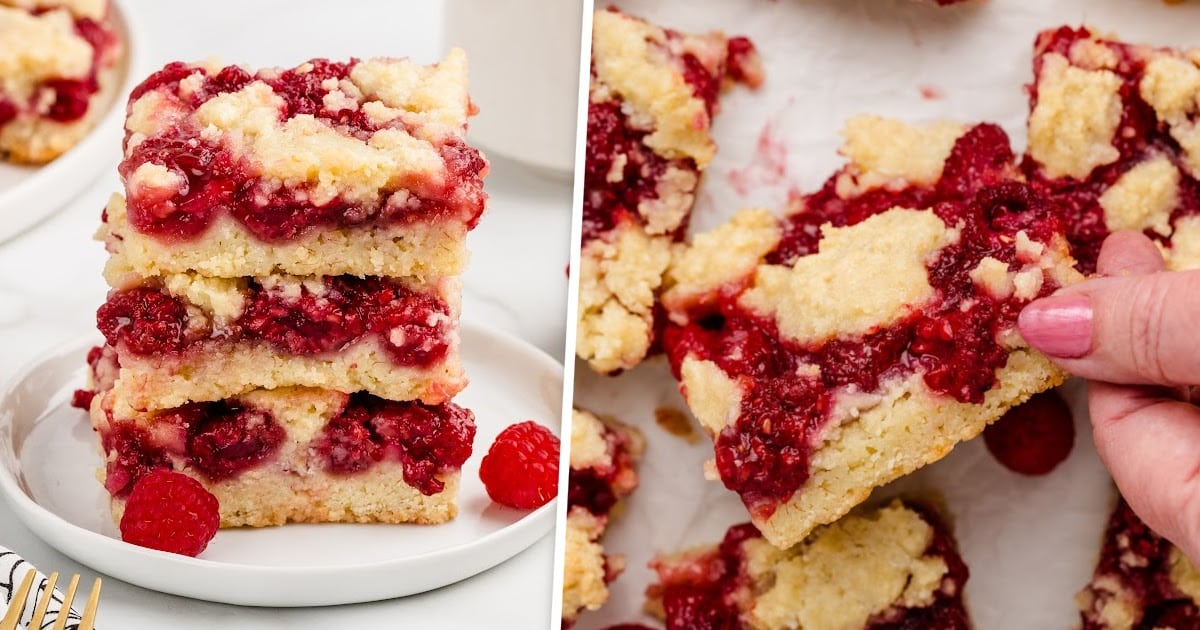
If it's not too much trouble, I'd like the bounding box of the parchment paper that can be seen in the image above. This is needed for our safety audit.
[573,1,1200,628]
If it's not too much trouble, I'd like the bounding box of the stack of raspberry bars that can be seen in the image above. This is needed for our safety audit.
[83,51,488,528]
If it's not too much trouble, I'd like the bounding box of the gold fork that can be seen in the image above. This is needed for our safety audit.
[0,569,101,630]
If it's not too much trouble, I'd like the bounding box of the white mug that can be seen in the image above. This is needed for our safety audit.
[443,0,584,177]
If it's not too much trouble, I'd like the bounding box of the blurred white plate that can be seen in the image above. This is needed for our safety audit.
[0,320,563,607]
[0,0,139,243]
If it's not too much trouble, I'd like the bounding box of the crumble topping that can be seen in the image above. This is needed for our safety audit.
[740,208,957,345]
[0,7,92,101]
[1028,53,1123,179]
[563,508,610,622]
[1140,55,1200,177]
[576,222,672,374]
[1078,499,1200,629]
[591,9,719,166]
[747,502,950,628]
[1098,156,1179,236]
[837,116,965,194]
[160,274,246,327]
[647,501,970,629]
[192,82,442,207]
[571,408,614,471]
[1,0,106,20]
[664,208,782,314]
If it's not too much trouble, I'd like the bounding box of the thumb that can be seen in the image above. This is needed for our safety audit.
[1018,269,1200,386]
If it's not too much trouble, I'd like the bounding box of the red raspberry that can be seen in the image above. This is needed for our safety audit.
[119,469,220,557]
[984,390,1075,476]
[479,421,560,509]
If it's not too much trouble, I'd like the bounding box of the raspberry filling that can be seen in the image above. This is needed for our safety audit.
[649,523,759,629]
[97,276,452,367]
[0,11,118,129]
[664,127,1065,518]
[100,399,286,497]
[98,394,473,498]
[313,394,475,495]
[567,423,639,517]
[1081,500,1200,629]
[583,24,757,245]
[117,59,487,243]
[650,510,969,629]
[582,97,688,244]
[1023,27,1200,274]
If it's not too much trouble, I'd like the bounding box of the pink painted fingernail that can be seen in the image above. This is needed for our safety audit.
[1018,295,1093,358]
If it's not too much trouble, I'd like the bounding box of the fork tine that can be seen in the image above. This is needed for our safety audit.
[77,578,101,630]
[50,574,79,630]
[0,569,36,630]
[28,572,59,629]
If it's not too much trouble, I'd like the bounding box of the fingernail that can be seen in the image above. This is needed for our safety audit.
[1018,294,1093,358]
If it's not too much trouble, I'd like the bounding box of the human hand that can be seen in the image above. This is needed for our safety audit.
[1018,230,1200,562]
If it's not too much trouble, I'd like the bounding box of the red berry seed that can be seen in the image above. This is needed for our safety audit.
[119,469,220,557]
[479,421,560,509]
[984,390,1075,476]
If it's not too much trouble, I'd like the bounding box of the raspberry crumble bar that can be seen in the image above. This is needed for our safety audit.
[0,0,121,163]
[563,408,644,627]
[1025,26,1200,274]
[662,116,1081,548]
[577,7,763,374]
[99,52,487,279]
[81,51,487,537]
[88,354,474,527]
[1078,498,1200,629]
[646,500,970,629]
[96,270,463,413]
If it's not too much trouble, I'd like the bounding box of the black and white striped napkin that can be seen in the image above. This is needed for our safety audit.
[0,547,84,629]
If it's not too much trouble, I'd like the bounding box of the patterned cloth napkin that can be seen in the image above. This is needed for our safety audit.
[0,546,84,629]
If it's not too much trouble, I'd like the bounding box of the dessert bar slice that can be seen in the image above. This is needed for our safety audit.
[1025,26,1200,274]
[100,51,487,279]
[646,500,970,629]
[1078,499,1200,629]
[662,116,1081,548]
[577,7,762,374]
[562,408,644,627]
[0,0,121,163]
[87,377,475,527]
[95,270,463,413]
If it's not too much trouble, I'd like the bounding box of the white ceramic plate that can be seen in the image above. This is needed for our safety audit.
[0,0,139,244]
[0,320,563,607]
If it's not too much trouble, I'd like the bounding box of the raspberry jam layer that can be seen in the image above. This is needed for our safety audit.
[583,14,758,245]
[96,392,474,498]
[313,394,474,495]
[0,9,119,129]
[582,97,689,244]
[100,400,286,497]
[664,126,1065,519]
[1081,500,1200,629]
[97,276,452,367]
[118,59,487,243]
[649,510,969,629]
[567,422,639,517]
[1024,27,1200,274]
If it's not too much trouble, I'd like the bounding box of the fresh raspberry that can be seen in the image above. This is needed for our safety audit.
[984,390,1075,476]
[478,421,560,509]
[119,469,220,557]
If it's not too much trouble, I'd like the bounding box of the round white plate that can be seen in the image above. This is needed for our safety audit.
[0,320,563,607]
[0,0,140,244]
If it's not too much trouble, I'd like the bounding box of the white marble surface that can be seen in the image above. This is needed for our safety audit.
[0,1,575,627]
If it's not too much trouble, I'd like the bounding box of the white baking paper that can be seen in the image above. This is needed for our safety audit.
[572,1,1200,628]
